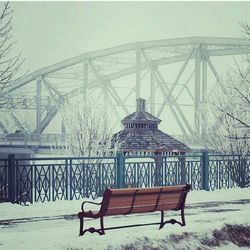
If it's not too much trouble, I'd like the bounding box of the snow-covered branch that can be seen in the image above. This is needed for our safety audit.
[0,2,25,92]
[51,100,120,161]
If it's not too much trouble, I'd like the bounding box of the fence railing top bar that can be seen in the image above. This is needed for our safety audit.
[124,154,202,159]
[0,153,248,162]
[208,154,243,157]
[10,156,117,161]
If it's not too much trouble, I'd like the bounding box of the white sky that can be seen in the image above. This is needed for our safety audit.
[6,1,250,136]
[11,1,250,72]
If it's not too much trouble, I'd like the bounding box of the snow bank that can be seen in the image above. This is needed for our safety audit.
[0,188,249,250]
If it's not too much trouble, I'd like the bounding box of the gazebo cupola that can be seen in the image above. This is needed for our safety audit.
[122,98,160,131]
[113,98,189,156]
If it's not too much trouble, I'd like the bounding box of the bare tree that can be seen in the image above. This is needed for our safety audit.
[51,101,120,158]
[205,71,249,153]
[204,31,250,187]
[0,2,24,92]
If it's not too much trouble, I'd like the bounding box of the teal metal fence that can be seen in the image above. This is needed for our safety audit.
[0,152,249,204]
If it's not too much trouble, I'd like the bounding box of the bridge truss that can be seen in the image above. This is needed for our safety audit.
[1,37,250,145]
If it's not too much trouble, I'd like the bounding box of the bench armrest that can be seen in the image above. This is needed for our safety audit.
[81,201,102,212]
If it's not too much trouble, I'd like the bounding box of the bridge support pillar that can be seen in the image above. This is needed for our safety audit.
[195,46,201,137]
[83,61,88,103]
[36,77,42,140]
[136,49,141,99]
[201,51,208,142]
[150,67,156,115]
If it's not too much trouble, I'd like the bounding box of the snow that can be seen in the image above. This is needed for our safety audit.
[0,188,249,250]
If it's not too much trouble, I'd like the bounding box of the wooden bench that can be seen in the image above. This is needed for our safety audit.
[77,184,192,236]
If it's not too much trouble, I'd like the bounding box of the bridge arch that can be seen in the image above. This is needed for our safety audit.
[1,36,250,147]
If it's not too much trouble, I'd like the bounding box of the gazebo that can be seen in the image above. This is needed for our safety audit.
[112,98,190,186]
[113,98,189,156]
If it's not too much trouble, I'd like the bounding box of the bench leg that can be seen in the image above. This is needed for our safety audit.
[100,216,105,235]
[159,207,186,230]
[78,213,105,236]
[159,211,164,229]
[78,212,85,236]
[181,206,186,226]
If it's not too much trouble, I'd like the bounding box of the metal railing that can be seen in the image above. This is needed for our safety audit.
[0,152,249,204]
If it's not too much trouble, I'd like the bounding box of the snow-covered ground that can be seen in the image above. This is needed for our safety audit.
[0,188,249,250]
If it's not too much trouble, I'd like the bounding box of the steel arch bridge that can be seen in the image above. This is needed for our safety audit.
[1,36,250,147]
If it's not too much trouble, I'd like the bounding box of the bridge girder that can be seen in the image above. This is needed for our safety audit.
[1,36,250,144]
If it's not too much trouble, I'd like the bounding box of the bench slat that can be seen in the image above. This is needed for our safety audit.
[109,185,187,195]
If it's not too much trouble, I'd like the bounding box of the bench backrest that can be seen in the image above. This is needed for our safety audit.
[101,184,191,216]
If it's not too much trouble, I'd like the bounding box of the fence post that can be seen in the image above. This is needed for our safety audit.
[239,157,246,188]
[154,154,163,186]
[116,152,124,188]
[8,154,16,203]
[180,153,186,185]
[69,159,73,200]
[65,159,68,200]
[202,151,209,191]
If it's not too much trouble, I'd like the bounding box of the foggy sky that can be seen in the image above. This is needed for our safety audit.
[11,1,250,73]
[7,1,250,136]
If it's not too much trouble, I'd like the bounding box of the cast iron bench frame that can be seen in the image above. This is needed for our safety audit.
[77,184,192,236]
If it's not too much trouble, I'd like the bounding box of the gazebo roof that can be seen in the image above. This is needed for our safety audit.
[113,98,189,153]
[122,111,161,124]
[113,128,189,152]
